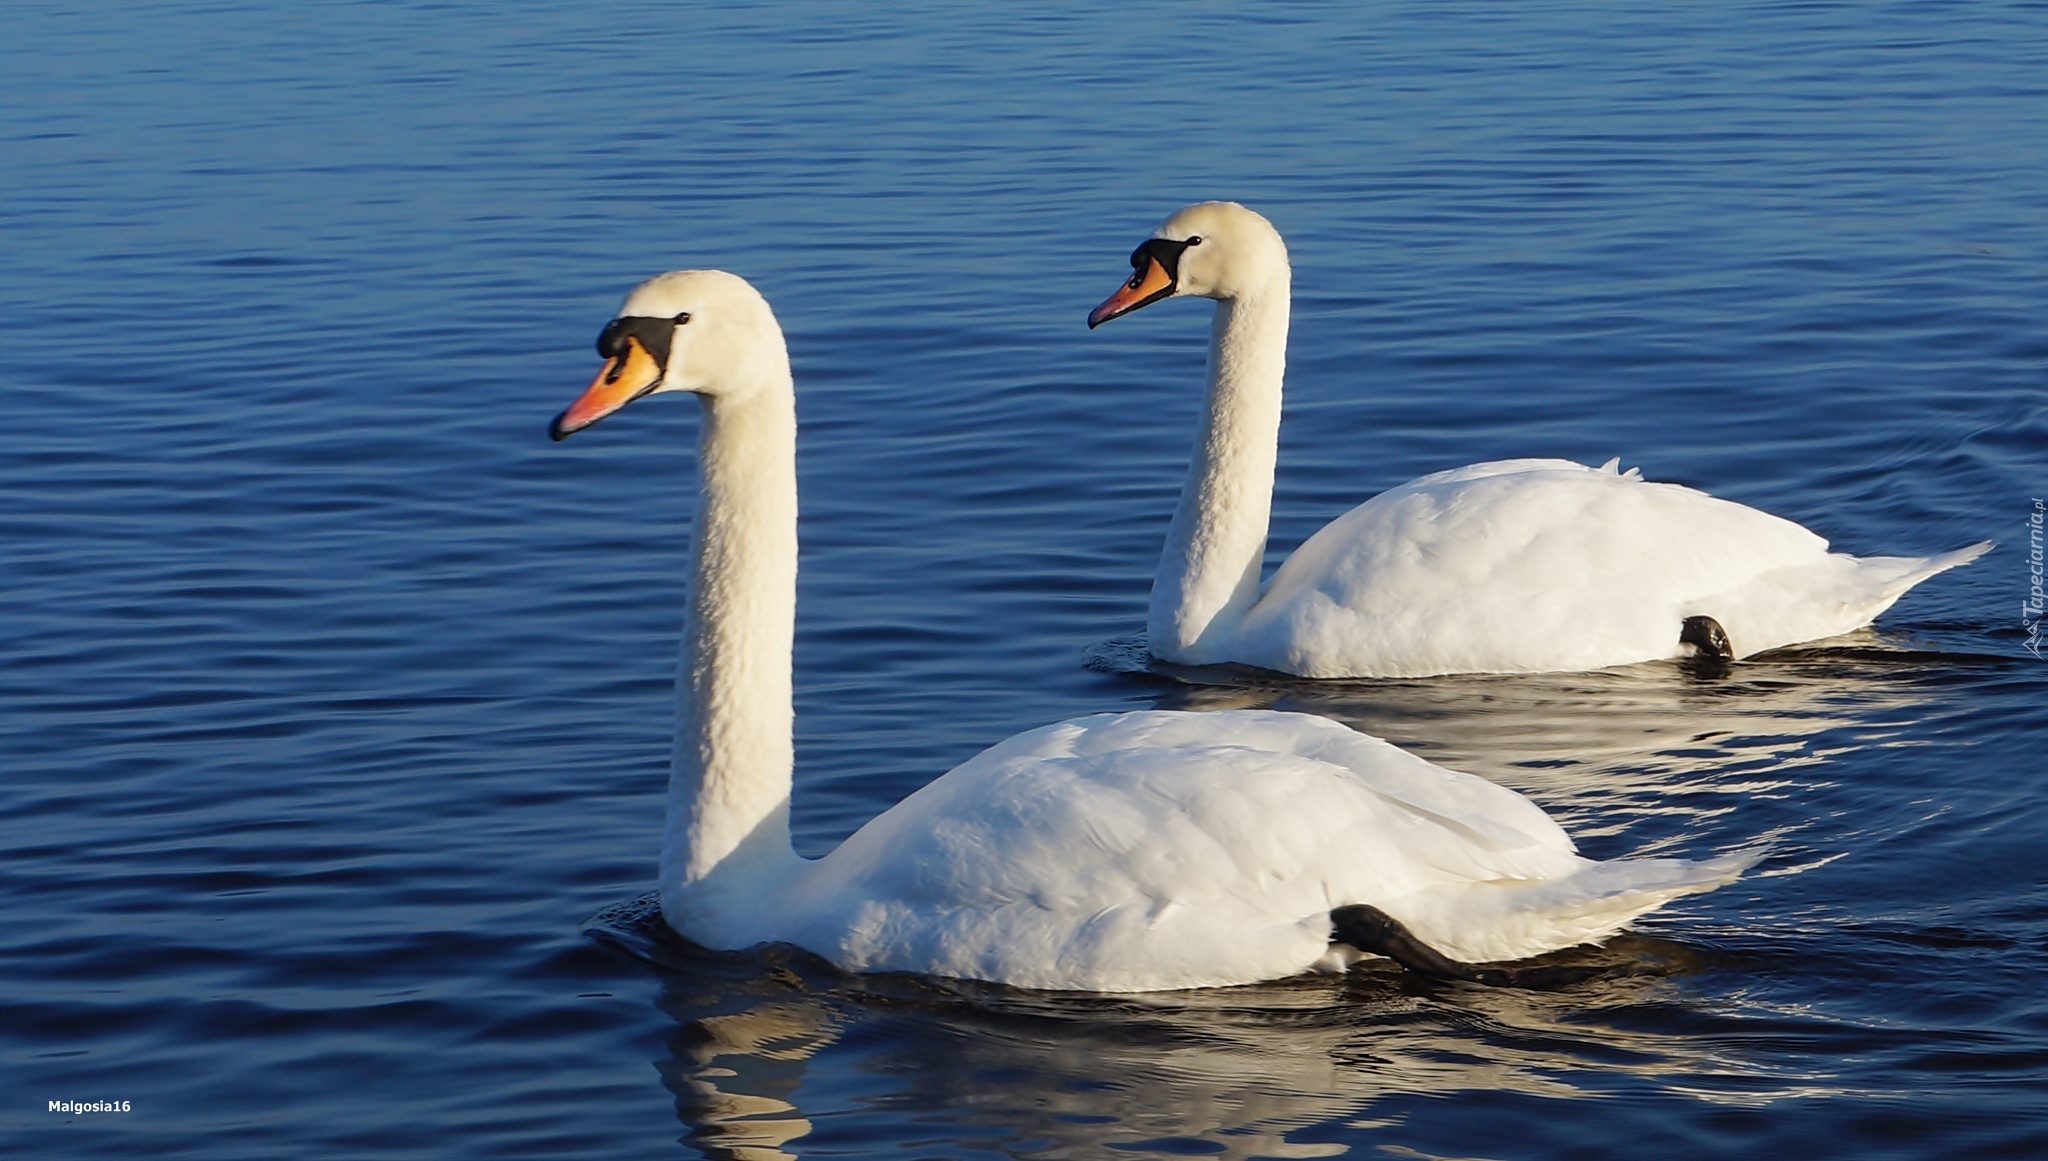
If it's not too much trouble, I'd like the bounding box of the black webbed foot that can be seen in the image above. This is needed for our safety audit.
[1329,904,1613,989]
[1679,615,1733,659]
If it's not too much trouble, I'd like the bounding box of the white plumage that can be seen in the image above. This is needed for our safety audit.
[1241,457,1989,678]
[550,269,1748,993]
[1090,202,1987,679]
[779,709,1746,991]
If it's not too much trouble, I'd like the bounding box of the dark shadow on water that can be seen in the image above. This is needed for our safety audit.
[1082,630,2015,693]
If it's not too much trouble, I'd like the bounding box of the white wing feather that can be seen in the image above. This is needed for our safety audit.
[775,711,1745,991]
[1232,460,1987,678]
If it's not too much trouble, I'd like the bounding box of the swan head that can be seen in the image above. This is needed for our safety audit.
[551,269,787,439]
[1087,201,1289,328]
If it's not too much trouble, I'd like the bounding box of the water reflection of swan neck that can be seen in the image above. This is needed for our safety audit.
[667,1001,839,1161]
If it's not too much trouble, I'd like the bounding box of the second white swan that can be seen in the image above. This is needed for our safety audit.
[548,268,1748,992]
[1088,201,1987,679]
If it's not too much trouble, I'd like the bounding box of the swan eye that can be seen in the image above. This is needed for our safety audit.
[1185,235,1202,246]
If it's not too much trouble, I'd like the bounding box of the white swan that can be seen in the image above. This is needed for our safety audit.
[549,269,1750,992]
[1088,201,1988,679]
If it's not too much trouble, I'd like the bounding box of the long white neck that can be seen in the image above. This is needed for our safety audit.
[661,368,804,940]
[1148,277,1289,663]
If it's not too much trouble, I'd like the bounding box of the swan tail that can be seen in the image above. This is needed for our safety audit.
[1853,540,1992,603]
[1379,851,1757,965]
[1704,540,1988,656]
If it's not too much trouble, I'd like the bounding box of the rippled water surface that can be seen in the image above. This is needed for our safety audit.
[6,2,2048,1157]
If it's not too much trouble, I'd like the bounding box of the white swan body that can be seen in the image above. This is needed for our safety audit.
[551,269,1747,992]
[1089,201,1988,679]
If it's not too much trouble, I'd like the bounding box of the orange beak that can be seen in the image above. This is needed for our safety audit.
[551,335,663,440]
[1088,254,1176,328]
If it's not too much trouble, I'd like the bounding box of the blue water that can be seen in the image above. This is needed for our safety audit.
[5,1,2047,1156]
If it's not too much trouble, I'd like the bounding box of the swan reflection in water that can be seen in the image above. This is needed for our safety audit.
[599,638,1994,1159]
[620,920,1803,1161]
